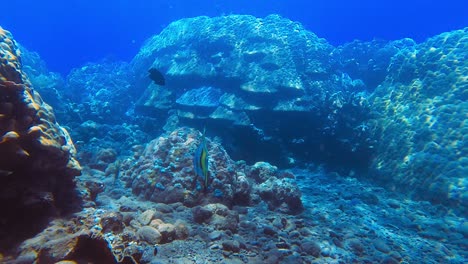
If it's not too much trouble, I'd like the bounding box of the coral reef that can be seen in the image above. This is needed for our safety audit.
[332,38,416,90]
[369,28,468,210]
[1,15,467,264]
[131,14,375,170]
[19,44,68,113]
[64,60,133,124]
[0,27,81,253]
[120,127,303,214]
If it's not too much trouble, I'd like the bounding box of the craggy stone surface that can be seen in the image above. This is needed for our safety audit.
[368,28,468,211]
[332,38,416,90]
[133,14,334,97]
[131,14,375,170]
[0,27,81,252]
[120,127,303,214]
[64,61,133,124]
[19,45,67,113]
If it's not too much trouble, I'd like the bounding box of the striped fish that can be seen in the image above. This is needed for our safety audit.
[193,128,209,192]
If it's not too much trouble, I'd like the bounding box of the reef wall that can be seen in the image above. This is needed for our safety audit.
[0,27,81,252]
[369,28,468,210]
[131,14,375,170]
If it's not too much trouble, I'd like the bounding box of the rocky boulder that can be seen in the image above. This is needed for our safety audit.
[0,27,81,251]
[332,38,416,90]
[64,61,133,124]
[120,127,303,214]
[131,14,374,170]
[368,28,468,211]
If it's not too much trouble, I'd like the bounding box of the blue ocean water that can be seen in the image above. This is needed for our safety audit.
[1,0,467,74]
[0,1,467,263]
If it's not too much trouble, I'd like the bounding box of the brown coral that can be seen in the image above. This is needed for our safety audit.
[0,26,82,253]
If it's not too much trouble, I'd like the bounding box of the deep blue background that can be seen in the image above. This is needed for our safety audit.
[1,0,467,74]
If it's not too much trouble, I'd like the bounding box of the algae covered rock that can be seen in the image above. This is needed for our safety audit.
[132,14,334,99]
[65,61,133,124]
[333,38,416,90]
[121,127,242,207]
[131,14,374,170]
[120,127,303,214]
[192,203,239,232]
[369,28,468,210]
[131,14,338,115]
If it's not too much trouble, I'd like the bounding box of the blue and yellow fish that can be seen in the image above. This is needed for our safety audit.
[193,128,209,192]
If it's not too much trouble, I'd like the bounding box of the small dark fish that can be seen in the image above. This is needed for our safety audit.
[193,128,209,192]
[148,68,166,86]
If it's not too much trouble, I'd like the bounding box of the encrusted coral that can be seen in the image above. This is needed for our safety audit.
[0,26,81,252]
[369,28,468,210]
[120,127,303,214]
[65,61,133,124]
[0,26,80,174]
[130,14,374,170]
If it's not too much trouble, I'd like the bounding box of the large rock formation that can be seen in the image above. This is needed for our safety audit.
[131,14,374,169]
[65,61,134,124]
[332,38,417,90]
[120,127,303,215]
[369,28,467,211]
[0,27,81,252]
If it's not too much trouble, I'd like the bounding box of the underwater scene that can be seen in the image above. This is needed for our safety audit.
[0,1,467,263]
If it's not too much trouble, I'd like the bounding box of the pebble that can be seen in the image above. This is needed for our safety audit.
[239,220,256,231]
[209,230,223,241]
[332,237,343,248]
[137,226,162,244]
[347,239,365,256]
[456,221,468,238]
[361,193,380,205]
[321,246,331,257]
[381,257,399,264]
[373,238,391,253]
[289,230,300,239]
[222,240,241,253]
[275,242,289,249]
[157,223,176,243]
[387,199,401,209]
[272,217,284,229]
[301,240,321,257]
[263,225,277,236]
[138,209,155,225]
[155,203,173,213]
[130,219,142,229]
[210,244,221,250]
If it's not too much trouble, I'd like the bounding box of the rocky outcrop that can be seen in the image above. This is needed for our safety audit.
[19,45,67,114]
[0,27,81,252]
[120,127,303,215]
[65,61,133,124]
[131,14,374,169]
[369,28,468,211]
[332,38,416,90]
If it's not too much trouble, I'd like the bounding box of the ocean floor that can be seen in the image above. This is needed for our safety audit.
[66,166,467,264]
